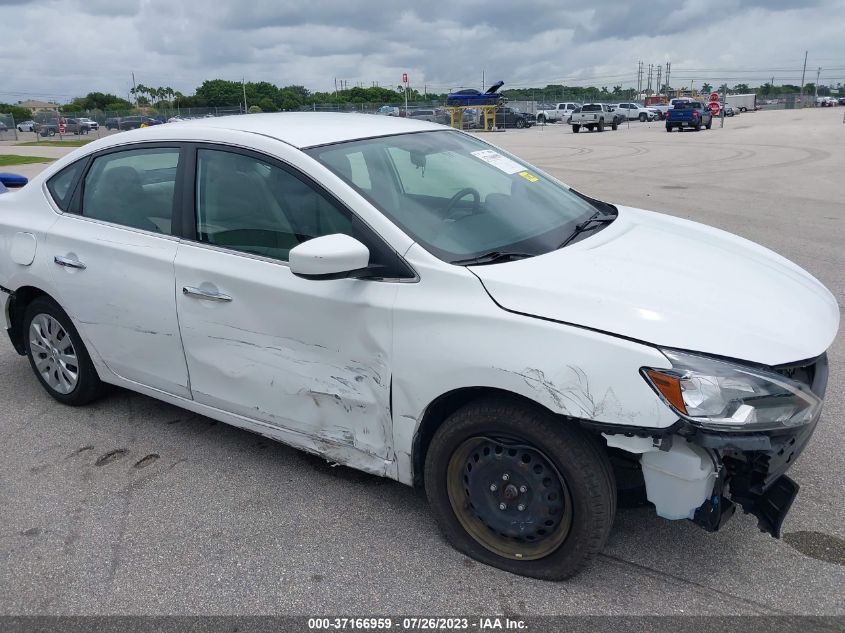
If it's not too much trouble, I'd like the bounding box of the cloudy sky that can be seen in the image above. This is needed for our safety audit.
[1,0,844,103]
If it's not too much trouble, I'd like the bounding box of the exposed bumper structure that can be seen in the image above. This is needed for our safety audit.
[603,353,828,538]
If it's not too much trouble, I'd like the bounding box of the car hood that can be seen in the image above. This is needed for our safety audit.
[471,206,840,366]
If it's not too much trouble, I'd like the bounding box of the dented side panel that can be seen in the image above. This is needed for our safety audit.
[391,245,678,485]
[174,241,397,461]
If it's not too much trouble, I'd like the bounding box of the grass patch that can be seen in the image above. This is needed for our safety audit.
[0,155,55,166]
[16,139,94,147]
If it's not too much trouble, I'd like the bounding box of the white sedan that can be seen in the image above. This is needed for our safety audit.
[0,114,838,579]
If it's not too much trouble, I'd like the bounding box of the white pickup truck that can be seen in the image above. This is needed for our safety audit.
[569,103,618,132]
[536,102,580,124]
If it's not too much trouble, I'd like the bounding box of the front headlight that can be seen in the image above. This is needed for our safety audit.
[642,350,821,431]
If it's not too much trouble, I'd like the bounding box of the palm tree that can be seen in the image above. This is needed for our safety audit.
[701,83,713,94]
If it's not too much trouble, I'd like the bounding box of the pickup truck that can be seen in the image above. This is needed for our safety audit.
[570,103,618,132]
[536,102,580,124]
[666,101,712,132]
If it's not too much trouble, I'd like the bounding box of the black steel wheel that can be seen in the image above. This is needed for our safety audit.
[425,398,616,580]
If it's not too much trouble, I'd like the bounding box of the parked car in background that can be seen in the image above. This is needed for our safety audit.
[16,120,37,132]
[62,118,93,135]
[615,103,656,122]
[446,80,505,107]
[118,116,163,130]
[0,122,7,133]
[570,103,618,132]
[666,100,712,131]
[377,105,400,116]
[105,117,120,130]
[495,107,535,129]
[648,106,671,120]
[838,97,845,106]
[0,113,836,581]
[720,104,736,117]
[34,121,58,137]
[77,117,99,130]
[407,109,450,125]
[536,102,580,124]
[602,104,625,126]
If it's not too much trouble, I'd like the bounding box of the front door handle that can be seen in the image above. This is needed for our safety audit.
[54,255,86,270]
[182,286,232,302]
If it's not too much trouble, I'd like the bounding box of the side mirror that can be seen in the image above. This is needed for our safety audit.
[289,234,370,280]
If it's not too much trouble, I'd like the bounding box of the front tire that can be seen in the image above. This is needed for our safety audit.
[24,297,104,406]
[597,119,605,132]
[611,120,618,131]
[639,113,647,122]
[516,118,525,129]
[538,114,546,124]
[424,399,616,580]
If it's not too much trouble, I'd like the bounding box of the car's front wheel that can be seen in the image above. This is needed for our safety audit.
[537,114,546,124]
[24,297,104,406]
[425,398,616,580]
[516,118,525,129]
[639,113,647,122]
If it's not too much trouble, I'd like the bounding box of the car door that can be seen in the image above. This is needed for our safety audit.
[173,145,405,460]
[46,144,191,397]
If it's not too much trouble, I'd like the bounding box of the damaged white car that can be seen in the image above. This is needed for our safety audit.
[0,114,838,580]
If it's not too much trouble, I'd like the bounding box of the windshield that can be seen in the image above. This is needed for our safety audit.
[306,130,607,263]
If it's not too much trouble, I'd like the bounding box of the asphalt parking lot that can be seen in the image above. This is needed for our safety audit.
[1,108,843,616]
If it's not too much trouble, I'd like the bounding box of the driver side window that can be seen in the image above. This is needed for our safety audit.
[195,148,352,262]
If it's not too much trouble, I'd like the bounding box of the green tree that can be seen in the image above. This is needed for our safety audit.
[0,103,34,122]
[701,83,713,94]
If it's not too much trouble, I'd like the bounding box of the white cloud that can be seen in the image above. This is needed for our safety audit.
[1,0,843,103]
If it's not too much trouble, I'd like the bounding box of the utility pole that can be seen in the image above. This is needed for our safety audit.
[799,50,808,107]
[131,72,137,106]
[242,77,247,112]
[815,67,821,99]
[482,70,485,92]
[656,65,662,98]
[665,61,671,98]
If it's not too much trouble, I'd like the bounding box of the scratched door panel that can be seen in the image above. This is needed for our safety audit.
[46,216,189,397]
[174,242,397,460]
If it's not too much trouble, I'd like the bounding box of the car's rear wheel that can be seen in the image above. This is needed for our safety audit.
[24,297,104,406]
[666,123,672,132]
[611,120,618,131]
[538,114,546,124]
[516,118,525,129]
[598,119,605,132]
[425,398,616,580]
[572,124,580,133]
[706,120,712,129]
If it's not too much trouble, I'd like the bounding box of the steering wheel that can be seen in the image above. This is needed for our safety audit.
[444,187,481,221]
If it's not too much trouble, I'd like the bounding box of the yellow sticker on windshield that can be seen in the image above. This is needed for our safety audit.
[518,171,539,183]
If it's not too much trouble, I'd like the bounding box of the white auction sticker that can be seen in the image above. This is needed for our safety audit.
[470,150,524,174]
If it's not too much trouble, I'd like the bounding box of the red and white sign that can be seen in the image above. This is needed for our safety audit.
[402,73,408,84]
[58,117,66,134]
[709,92,720,103]
[708,102,721,116]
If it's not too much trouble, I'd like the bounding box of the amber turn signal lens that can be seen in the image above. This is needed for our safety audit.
[644,369,688,414]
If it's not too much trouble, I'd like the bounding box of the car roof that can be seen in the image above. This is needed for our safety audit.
[112,113,445,149]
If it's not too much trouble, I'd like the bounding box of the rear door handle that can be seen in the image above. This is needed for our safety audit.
[54,255,86,270]
[182,286,232,302]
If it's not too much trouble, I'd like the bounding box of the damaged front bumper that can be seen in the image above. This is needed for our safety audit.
[602,353,828,538]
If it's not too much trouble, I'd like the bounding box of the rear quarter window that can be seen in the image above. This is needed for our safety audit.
[46,160,85,211]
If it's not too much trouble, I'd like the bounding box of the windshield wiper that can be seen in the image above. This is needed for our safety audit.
[451,251,535,266]
[557,211,617,249]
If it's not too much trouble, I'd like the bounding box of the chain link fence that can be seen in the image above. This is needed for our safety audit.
[0,113,18,141]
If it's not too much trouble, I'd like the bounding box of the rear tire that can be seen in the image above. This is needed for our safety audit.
[538,114,546,124]
[611,120,618,131]
[666,123,672,132]
[572,124,580,133]
[598,119,605,132]
[706,120,712,129]
[23,297,104,406]
[516,118,525,129]
[424,398,616,580]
